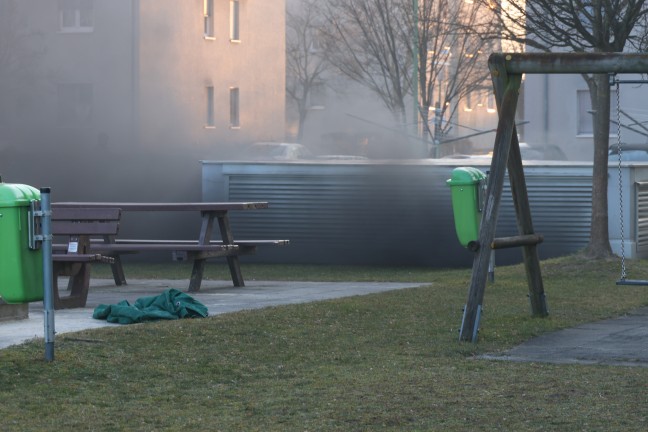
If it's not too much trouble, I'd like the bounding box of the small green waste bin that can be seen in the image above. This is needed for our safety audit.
[446,167,487,249]
[0,180,43,303]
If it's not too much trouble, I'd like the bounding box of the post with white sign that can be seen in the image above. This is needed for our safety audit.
[40,188,55,362]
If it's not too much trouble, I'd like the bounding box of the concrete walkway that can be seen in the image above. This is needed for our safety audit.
[482,307,648,367]
[4,279,648,368]
[0,278,421,349]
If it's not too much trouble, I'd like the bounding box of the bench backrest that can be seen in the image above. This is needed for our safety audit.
[52,208,121,237]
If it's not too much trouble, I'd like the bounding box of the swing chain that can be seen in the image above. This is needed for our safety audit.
[614,75,627,280]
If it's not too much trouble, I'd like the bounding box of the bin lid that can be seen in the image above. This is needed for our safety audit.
[0,182,40,207]
[446,167,487,186]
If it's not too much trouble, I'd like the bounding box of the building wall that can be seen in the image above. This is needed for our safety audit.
[137,0,286,159]
[0,0,286,205]
[523,73,648,162]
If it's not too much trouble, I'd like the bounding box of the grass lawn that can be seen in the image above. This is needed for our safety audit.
[2,254,648,430]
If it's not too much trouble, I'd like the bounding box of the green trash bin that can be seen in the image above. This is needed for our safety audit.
[0,180,43,303]
[446,167,487,249]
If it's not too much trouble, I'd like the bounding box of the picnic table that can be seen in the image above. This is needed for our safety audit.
[51,201,286,293]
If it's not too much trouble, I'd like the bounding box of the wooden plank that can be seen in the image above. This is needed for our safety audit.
[505,127,548,318]
[186,248,250,260]
[90,243,239,252]
[101,239,290,246]
[52,221,120,236]
[52,202,269,211]
[217,213,245,288]
[491,52,648,75]
[491,234,544,249]
[459,59,522,343]
[52,207,121,221]
[52,254,105,263]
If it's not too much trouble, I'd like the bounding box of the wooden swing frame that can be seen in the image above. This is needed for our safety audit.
[460,52,648,342]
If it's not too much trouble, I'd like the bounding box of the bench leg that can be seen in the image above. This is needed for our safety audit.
[226,256,245,287]
[188,259,206,292]
[53,263,91,309]
[215,214,245,288]
[110,255,128,286]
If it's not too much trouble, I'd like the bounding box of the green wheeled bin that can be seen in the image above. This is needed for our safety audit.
[446,167,487,250]
[0,180,43,303]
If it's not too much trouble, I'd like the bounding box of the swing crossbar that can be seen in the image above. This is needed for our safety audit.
[616,278,648,286]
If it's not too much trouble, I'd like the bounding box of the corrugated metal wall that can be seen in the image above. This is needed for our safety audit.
[636,182,648,253]
[499,172,593,257]
[202,161,593,267]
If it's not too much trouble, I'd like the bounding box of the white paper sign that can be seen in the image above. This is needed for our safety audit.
[67,241,78,253]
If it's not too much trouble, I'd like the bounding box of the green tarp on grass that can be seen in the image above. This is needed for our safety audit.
[93,288,208,324]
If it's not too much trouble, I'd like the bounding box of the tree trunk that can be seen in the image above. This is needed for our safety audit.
[583,73,613,258]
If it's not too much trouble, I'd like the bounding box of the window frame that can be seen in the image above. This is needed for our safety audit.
[58,0,94,33]
[486,92,496,113]
[577,89,617,137]
[229,87,240,128]
[206,86,215,128]
[230,0,240,42]
[308,82,326,110]
[463,91,473,112]
[204,0,215,39]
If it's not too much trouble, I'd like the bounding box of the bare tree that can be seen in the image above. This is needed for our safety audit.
[413,0,497,153]
[484,0,648,258]
[320,0,414,128]
[319,0,498,156]
[286,0,330,142]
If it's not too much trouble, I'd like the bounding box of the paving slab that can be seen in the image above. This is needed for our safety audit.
[482,307,648,367]
[0,279,422,350]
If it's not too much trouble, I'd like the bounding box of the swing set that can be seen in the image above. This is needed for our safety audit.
[611,75,648,286]
[461,52,648,342]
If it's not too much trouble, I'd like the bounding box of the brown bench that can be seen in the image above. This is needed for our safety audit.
[51,207,121,309]
[52,208,242,308]
[52,201,290,293]
[90,239,289,286]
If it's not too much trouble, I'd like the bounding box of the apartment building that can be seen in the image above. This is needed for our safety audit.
[523,72,648,161]
[0,0,285,200]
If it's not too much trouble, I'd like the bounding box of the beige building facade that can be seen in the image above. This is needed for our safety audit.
[0,0,285,201]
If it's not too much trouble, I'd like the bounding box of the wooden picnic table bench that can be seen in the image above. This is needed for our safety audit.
[52,201,289,294]
[51,207,121,309]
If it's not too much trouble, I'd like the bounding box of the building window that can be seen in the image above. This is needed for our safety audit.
[308,29,322,53]
[577,90,593,135]
[577,88,617,135]
[230,0,240,41]
[206,86,215,127]
[486,92,496,113]
[230,87,240,128]
[58,83,93,125]
[463,92,473,112]
[204,0,214,38]
[59,0,93,32]
[309,82,326,109]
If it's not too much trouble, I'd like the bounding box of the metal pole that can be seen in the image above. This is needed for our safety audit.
[434,104,441,158]
[40,188,55,362]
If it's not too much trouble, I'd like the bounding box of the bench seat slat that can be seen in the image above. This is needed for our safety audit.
[52,221,120,236]
[53,253,114,264]
[90,243,239,252]
[94,239,290,246]
[52,207,121,221]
